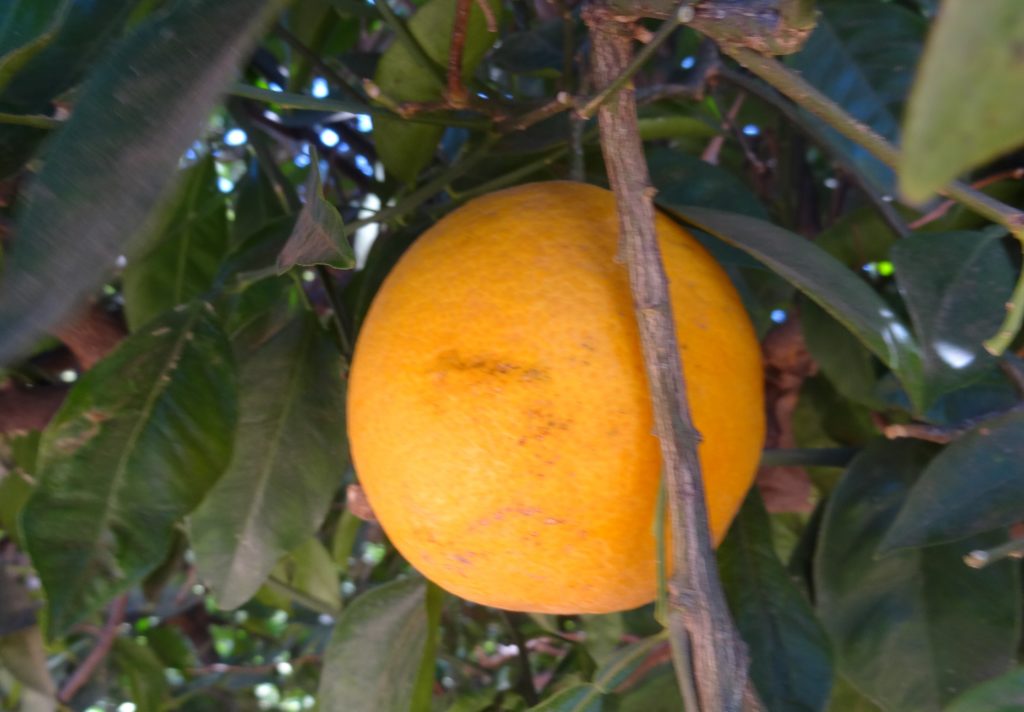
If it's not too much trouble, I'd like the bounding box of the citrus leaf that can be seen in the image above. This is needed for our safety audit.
[789,2,924,194]
[122,155,231,331]
[891,229,1015,406]
[826,675,882,712]
[271,536,342,614]
[882,409,1024,551]
[665,206,926,410]
[528,684,603,712]
[21,301,237,634]
[945,667,1024,712]
[112,638,169,712]
[719,491,833,712]
[190,313,347,609]
[815,439,1021,711]
[900,1,1024,202]
[801,298,880,408]
[410,583,445,712]
[0,0,137,112]
[317,578,428,712]
[373,0,500,183]
[0,0,286,366]
[276,149,353,273]
[0,0,71,96]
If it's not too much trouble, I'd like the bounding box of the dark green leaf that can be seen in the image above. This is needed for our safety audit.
[814,207,899,269]
[317,577,428,711]
[190,313,347,609]
[143,626,198,671]
[0,0,70,95]
[790,2,924,193]
[232,157,290,246]
[373,0,500,183]
[826,675,882,712]
[492,20,564,75]
[22,302,237,634]
[271,536,342,613]
[0,0,286,365]
[719,491,833,712]
[883,410,1024,550]
[410,582,445,712]
[650,148,768,220]
[0,626,55,698]
[815,440,1020,711]
[801,298,880,408]
[528,684,603,712]
[900,1,1024,201]
[891,229,1015,405]
[945,667,1024,712]
[122,155,231,331]
[276,150,353,273]
[113,638,169,712]
[0,0,137,112]
[665,206,925,410]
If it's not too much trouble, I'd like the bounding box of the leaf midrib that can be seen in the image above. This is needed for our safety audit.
[65,304,202,607]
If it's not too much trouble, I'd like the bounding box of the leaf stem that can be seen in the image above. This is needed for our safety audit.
[0,112,62,130]
[58,595,128,704]
[722,45,1024,353]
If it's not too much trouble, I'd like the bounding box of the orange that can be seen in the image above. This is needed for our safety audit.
[347,181,764,614]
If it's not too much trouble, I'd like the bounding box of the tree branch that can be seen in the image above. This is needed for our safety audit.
[58,594,129,704]
[587,8,759,711]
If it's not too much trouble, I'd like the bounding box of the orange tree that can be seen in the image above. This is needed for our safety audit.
[2,0,1024,710]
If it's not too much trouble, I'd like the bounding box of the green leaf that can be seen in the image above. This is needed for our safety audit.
[373,0,500,183]
[0,627,55,699]
[814,206,899,269]
[190,313,347,609]
[271,536,342,614]
[0,0,287,366]
[276,149,353,273]
[528,684,603,712]
[410,582,445,712]
[790,2,924,193]
[665,206,925,410]
[0,0,71,96]
[113,638,169,712]
[649,148,769,220]
[826,675,882,712]
[883,410,1024,551]
[21,302,237,634]
[945,667,1024,712]
[719,491,833,712]
[801,298,880,408]
[232,157,290,246]
[317,577,428,711]
[900,1,1024,202]
[0,469,33,547]
[891,229,1015,405]
[122,155,231,331]
[815,440,1021,711]
[143,626,198,671]
[0,0,137,112]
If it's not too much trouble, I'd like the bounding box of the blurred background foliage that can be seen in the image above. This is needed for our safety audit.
[2,0,1024,710]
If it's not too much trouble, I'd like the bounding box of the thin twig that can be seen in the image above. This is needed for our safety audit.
[58,595,129,704]
[722,47,1024,237]
[908,168,1024,230]
[446,0,473,106]
[965,538,1024,569]
[587,8,759,711]
[578,5,693,119]
[0,112,62,130]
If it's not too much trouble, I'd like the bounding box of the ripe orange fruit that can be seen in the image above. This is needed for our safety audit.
[347,182,764,614]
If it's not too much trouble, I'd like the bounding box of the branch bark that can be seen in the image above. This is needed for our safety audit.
[586,9,759,711]
[57,594,128,704]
